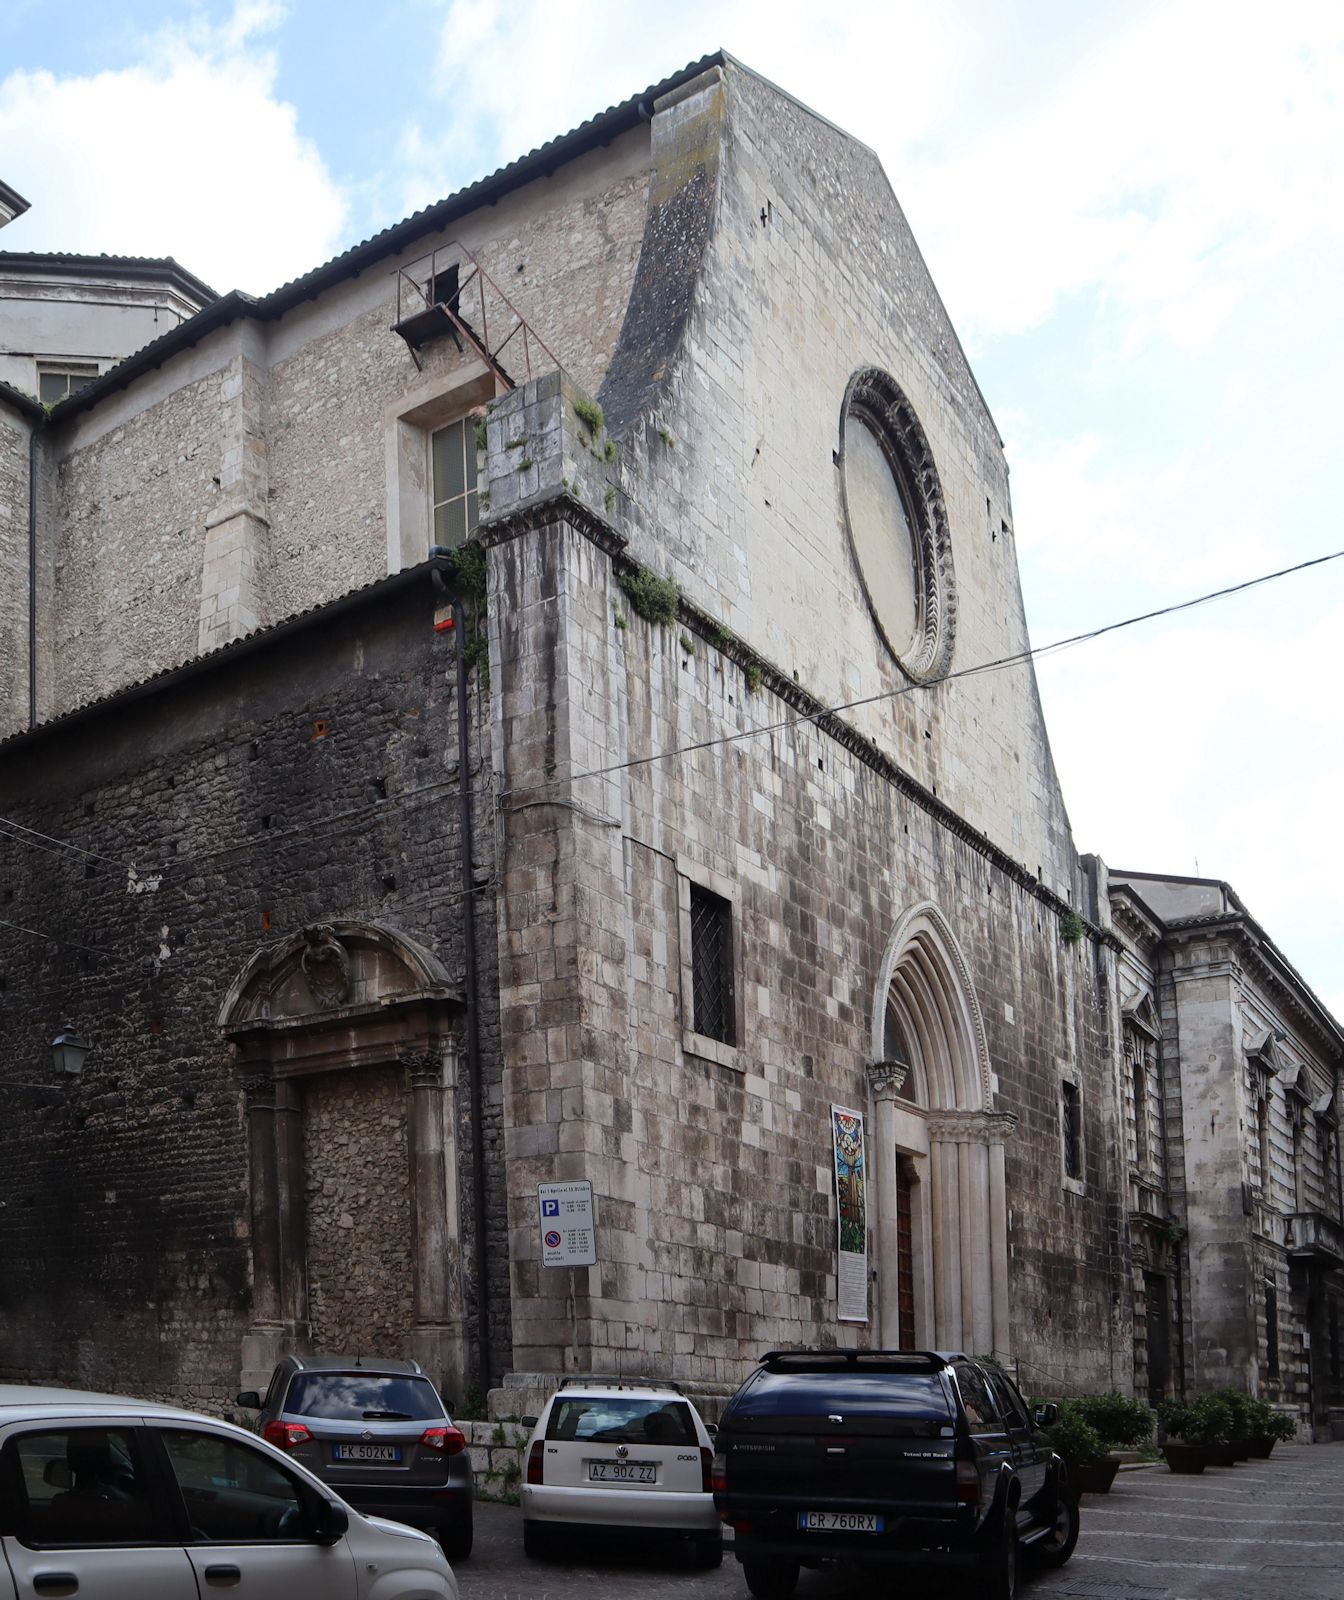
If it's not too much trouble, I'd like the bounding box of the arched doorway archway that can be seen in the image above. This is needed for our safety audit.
[867,902,1015,1356]
[218,920,465,1394]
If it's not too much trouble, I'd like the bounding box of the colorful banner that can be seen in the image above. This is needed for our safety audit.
[831,1104,868,1323]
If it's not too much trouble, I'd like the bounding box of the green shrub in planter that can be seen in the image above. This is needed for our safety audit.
[1265,1410,1298,1443]
[1045,1403,1107,1470]
[1160,1395,1233,1445]
[1073,1391,1156,1449]
[1211,1387,1258,1440]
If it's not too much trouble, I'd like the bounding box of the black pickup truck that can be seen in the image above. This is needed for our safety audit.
[711,1349,1079,1599]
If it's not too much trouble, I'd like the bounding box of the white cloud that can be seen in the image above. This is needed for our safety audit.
[0,2,347,296]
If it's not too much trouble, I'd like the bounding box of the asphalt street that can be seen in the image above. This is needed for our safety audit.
[456,1444,1344,1600]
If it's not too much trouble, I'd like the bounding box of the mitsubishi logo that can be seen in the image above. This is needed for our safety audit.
[616,1444,628,1458]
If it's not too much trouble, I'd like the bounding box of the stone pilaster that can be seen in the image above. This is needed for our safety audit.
[199,348,270,651]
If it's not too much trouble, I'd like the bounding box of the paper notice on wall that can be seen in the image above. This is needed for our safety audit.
[832,1104,868,1323]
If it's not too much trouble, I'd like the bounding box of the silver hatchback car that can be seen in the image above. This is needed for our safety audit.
[0,1383,458,1600]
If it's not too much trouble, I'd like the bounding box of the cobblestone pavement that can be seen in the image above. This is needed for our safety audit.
[457,1444,1344,1600]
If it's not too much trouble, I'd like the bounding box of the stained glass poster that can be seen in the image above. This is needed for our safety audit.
[831,1104,868,1323]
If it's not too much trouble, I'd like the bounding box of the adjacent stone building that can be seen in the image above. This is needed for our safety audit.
[1106,869,1343,1435]
[0,54,1338,1431]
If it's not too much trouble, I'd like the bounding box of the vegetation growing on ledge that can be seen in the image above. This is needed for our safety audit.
[573,396,604,437]
[1059,908,1086,943]
[617,567,680,627]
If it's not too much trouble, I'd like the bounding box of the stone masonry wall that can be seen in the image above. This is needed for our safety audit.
[483,381,1124,1390]
[303,1064,414,1358]
[0,403,31,731]
[18,130,653,740]
[600,63,1081,898]
[0,578,508,1407]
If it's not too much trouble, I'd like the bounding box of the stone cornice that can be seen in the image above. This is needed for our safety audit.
[1165,913,1343,1060]
[490,486,1117,946]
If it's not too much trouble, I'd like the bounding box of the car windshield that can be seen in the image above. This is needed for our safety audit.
[737,1369,952,1422]
[284,1373,445,1421]
[546,1397,697,1445]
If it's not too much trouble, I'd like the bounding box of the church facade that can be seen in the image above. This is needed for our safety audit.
[1,55,1337,1430]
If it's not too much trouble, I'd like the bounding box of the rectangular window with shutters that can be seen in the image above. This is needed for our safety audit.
[430,417,479,548]
[689,883,734,1046]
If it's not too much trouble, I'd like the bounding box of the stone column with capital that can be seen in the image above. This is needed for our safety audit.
[867,1060,909,1345]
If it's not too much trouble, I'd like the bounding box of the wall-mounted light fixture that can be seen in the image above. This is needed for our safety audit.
[51,1029,90,1078]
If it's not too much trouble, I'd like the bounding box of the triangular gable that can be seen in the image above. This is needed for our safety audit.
[1122,992,1160,1040]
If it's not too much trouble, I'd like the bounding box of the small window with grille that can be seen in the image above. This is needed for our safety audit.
[430,417,479,548]
[1062,1079,1083,1182]
[689,883,734,1046]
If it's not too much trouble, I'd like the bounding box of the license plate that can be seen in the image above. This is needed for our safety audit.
[586,1460,656,1483]
[332,1444,402,1463]
[799,1510,883,1533]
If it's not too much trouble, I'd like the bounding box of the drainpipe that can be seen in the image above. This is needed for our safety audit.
[445,572,492,1398]
[28,427,38,727]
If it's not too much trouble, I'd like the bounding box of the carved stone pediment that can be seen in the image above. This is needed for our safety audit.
[1122,992,1160,1040]
[218,919,464,1076]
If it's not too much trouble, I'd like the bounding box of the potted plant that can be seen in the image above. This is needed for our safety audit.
[1044,1403,1113,1493]
[1249,1409,1298,1457]
[1074,1392,1156,1451]
[1159,1395,1233,1473]
[1212,1387,1257,1459]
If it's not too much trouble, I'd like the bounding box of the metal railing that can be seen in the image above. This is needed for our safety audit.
[393,241,563,388]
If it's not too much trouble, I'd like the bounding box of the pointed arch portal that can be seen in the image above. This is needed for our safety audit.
[868,902,1015,1356]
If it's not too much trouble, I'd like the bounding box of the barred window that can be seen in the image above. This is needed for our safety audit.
[689,883,734,1045]
[1062,1080,1082,1181]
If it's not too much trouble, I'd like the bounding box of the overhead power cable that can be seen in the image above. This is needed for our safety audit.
[499,545,1344,802]
[0,916,110,957]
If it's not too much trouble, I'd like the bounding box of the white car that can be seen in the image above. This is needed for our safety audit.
[0,1384,459,1600]
[520,1380,721,1568]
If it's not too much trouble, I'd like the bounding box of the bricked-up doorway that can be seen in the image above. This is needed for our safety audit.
[868,902,1016,1357]
[217,921,466,1397]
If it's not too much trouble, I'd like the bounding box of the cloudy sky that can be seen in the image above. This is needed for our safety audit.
[3,0,1341,1015]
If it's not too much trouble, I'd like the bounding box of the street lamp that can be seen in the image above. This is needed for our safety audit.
[51,1029,90,1078]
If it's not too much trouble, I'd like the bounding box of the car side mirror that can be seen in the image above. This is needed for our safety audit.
[311,1498,349,1546]
[235,1390,262,1410]
[706,1423,718,1437]
[42,1459,72,1490]
[1034,1403,1058,1427]
[520,1415,538,1429]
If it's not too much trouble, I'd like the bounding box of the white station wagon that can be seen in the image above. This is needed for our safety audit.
[520,1380,721,1568]
[0,1384,459,1600]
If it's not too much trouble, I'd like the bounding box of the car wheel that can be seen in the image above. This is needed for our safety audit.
[522,1521,552,1561]
[742,1558,799,1599]
[1030,1488,1080,1568]
[693,1532,723,1568]
[985,1519,1019,1600]
[438,1514,473,1563]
